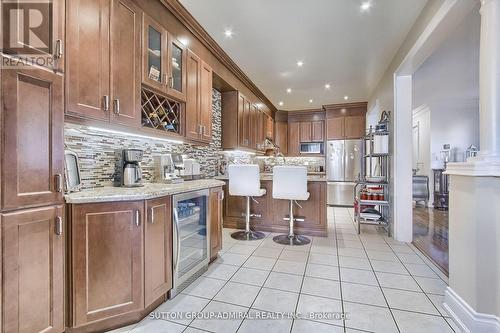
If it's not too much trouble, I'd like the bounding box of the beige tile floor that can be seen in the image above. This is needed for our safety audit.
[108,207,460,333]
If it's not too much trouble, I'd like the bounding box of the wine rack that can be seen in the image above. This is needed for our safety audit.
[141,87,182,134]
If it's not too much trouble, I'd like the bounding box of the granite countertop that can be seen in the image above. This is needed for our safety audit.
[215,173,327,182]
[65,179,225,204]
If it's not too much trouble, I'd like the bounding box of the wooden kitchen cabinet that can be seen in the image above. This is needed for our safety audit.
[1,61,64,211]
[142,13,187,102]
[265,113,274,141]
[66,0,141,126]
[325,102,367,140]
[288,122,300,156]
[110,0,142,127]
[66,0,110,121]
[326,117,345,139]
[199,61,213,142]
[275,122,288,155]
[70,201,144,327]
[222,91,260,151]
[185,49,213,143]
[1,0,65,73]
[345,116,366,139]
[145,197,173,308]
[2,205,65,333]
[210,187,224,261]
[299,121,324,142]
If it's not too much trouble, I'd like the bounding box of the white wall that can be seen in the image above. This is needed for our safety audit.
[413,9,480,167]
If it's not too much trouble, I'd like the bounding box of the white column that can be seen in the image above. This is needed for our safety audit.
[479,0,500,158]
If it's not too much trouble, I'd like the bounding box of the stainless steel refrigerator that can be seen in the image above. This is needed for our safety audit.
[327,139,362,206]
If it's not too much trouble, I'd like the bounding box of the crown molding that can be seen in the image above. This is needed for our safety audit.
[160,0,277,115]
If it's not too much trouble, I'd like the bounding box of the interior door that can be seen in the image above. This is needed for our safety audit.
[110,0,141,126]
[66,0,110,120]
[2,205,64,333]
[1,62,64,210]
[327,140,345,181]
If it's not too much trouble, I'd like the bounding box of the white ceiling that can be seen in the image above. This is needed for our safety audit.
[179,0,428,111]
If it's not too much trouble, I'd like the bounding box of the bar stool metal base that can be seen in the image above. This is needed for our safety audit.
[231,230,266,241]
[273,234,311,246]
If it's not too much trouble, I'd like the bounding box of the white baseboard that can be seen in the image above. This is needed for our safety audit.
[444,287,500,333]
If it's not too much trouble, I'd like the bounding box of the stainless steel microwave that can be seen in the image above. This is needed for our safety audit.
[300,142,324,154]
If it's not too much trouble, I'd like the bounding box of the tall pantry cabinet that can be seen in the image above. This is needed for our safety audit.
[1,0,66,332]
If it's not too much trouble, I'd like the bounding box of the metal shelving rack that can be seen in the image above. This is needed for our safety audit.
[354,125,391,236]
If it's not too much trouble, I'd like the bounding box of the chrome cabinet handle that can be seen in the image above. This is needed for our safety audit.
[202,126,206,136]
[54,39,63,59]
[149,207,154,224]
[173,209,180,273]
[113,99,120,114]
[103,95,110,112]
[218,191,224,201]
[169,76,174,88]
[135,210,140,226]
[55,216,63,235]
[162,73,168,85]
[55,174,63,192]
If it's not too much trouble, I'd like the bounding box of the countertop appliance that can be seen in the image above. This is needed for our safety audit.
[170,189,210,298]
[114,149,144,187]
[183,158,202,180]
[300,142,324,154]
[64,150,83,193]
[327,139,362,206]
[154,154,183,183]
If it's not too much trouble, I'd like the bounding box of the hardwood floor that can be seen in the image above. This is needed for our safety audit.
[412,204,449,275]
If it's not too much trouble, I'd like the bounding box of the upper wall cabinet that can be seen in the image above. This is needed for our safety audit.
[1,0,65,73]
[299,121,324,143]
[185,49,213,144]
[1,59,64,211]
[142,13,186,102]
[325,102,367,140]
[221,91,272,152]
[66,0,142,126]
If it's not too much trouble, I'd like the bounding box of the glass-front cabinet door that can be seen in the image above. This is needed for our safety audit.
[167,36,187,102]
[142,14,166,91]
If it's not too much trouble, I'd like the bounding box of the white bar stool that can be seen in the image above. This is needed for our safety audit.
[228,164,267,240]
[272,166,311,245]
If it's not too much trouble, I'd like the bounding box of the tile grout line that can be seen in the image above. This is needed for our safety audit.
[333,208,348,333]
[354,211,402,333]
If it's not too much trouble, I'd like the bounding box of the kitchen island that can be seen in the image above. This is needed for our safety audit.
[217,174,328,237]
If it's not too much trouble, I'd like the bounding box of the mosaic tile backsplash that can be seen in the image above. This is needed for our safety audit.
[65,88,326,189]
[64,89,223,189]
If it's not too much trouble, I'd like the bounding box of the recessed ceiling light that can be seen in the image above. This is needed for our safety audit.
[309,99,313,103]
[279,101,284,106]
[297,60,304,67]
[286,88,292,94]
[325,84,331,90]
[224,29,233,38]
[360,1,372,12]
[344,95,349,100]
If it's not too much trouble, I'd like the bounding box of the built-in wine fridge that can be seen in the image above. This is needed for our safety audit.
[169,189,210,298]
